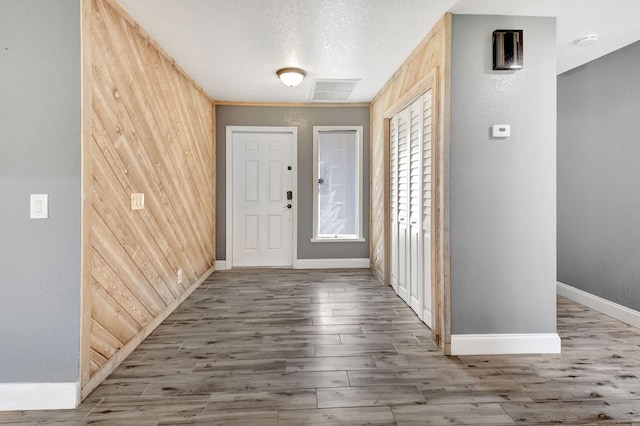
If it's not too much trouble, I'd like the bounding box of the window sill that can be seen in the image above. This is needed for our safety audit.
[310,238,366,243]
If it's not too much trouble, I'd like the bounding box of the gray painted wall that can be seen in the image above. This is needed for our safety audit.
[558,41,640,311]
[216,105,370,260]
[0,0,81,382]
[450,15,557,334]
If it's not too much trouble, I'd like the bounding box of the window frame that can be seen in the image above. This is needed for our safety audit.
[311,125,365,243]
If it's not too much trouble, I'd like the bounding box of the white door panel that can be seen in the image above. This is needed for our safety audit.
[268,215,283,249]
[397,221,409,302]
[390,115,399,293]
[231,130,294,267]
[408,97,423,318]
[422,232,432,327]
[396,107,410,302]
[421,89,433,326]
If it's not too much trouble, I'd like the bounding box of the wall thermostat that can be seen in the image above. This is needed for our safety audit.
[492,124,511,138]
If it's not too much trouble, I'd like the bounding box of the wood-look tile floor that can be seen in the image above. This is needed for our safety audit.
[3,269,640,425]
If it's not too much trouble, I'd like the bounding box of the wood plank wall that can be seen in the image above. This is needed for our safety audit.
[369,14,450,346]
[82,0,215,395]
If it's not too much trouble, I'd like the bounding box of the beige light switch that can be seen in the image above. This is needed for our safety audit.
[30,194,48,219]
[131,193,144,210]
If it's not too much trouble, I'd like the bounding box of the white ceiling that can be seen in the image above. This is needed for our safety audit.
[116,0,640,104]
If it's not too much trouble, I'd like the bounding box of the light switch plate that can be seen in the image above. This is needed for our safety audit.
[131,193,144,210]
[492,124,511,138]
[30,194,48,219]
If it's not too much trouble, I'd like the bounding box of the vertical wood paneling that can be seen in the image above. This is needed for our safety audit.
[82,0,215,397]
[370,14,450,347]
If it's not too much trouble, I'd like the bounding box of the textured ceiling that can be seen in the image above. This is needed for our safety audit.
[116,0,640,103]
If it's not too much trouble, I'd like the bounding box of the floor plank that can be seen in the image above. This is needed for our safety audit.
[285,355,376,372]
[2,268,640,425]
[205,389,317,411]
[500,400,631,424]
[392,403,516,425]
[277,406,396,426]
[317,385,426,408]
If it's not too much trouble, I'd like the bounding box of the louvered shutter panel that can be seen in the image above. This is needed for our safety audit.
[423,89,433,230]
[397,109,410,222]
[409,98,422,225]
[390,115,398,221]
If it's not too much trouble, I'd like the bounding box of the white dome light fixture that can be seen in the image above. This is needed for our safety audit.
[574,34,599,47]
[277,68,306,87]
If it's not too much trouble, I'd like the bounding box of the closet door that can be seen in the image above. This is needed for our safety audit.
[389,89,435,327]
[408,97,423,317]
[422,89,433,327]
[389,115,399,293]
[396,107,410,302]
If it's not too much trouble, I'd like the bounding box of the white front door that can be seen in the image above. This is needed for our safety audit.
[229,128,295,267]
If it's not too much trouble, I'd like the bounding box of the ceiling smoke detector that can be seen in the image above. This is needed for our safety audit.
[574,34,598,47]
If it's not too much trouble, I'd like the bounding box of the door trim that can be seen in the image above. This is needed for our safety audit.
[226,126,298,268]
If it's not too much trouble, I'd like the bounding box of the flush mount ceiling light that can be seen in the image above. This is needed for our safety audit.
[574,34,599,47]
[276,68,306,87]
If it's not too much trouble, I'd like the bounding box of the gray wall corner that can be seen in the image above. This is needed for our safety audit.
[558,40,640,312]
[449,14,557,335]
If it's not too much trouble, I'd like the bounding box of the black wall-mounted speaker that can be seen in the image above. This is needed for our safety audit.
[493,30,523,70]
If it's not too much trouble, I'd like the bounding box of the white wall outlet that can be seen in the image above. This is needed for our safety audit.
[492,124,511,138]
[131,193,144,210]
[30,194,48,219]
[177,269,184,285]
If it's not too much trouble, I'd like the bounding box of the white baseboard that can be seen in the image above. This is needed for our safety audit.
[450,333,561,356]
[0,382,79,411]
[215,260,228,270]
[557,281,640,329]
[294,258,370,269]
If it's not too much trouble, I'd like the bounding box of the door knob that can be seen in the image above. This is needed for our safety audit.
[284,204,292,209]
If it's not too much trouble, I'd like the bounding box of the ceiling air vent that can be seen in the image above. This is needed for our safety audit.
[311,79,360,102]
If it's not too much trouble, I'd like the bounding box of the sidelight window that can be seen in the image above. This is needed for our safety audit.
[312,126,364,242]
